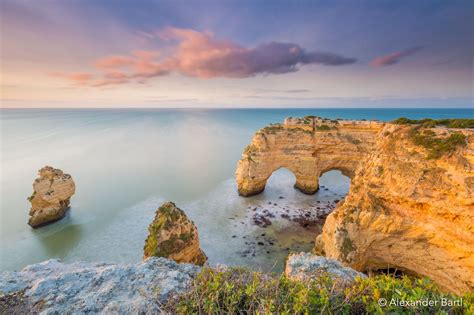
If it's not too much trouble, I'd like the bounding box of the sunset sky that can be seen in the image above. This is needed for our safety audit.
[1,0,473,108]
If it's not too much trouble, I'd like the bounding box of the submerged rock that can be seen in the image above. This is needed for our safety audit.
[28,166,75,228]
[0,258,199,314]
[144,202,207,265]
[285,252,365,285]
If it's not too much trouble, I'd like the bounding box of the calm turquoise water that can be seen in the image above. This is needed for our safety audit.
[1,108,472,271]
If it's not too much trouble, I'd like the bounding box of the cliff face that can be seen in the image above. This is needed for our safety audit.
[144,202,207,266]
[237,118,474,294]
[235,117,384,196]
[315,124,474,294]
[28,166,76,228]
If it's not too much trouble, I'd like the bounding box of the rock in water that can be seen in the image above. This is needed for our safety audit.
[285,252,365,285]
[144,202,207,265]
[27,166,75,228]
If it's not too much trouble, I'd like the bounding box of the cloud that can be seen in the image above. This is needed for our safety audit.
[58,27,356,87]
[50,72,93,84]
[371,46,423,67]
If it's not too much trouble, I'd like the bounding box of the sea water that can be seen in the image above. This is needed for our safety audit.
[1,108,472,271]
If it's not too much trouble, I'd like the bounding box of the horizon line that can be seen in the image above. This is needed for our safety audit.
[1,107,473,110]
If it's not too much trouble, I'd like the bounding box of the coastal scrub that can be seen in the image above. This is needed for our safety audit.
[166,267,472,314]
[392,118,474,129]
[408,128,467,159]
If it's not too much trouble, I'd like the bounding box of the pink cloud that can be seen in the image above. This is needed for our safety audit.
[59,27,357,87]
[50,72,93,84]
[371,46,423,67]
[95,55,135,69]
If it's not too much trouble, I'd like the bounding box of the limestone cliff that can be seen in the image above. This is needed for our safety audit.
[237,118,474,294]
[144,202,207,265]
[28,166,76,228]
[315,124,474,294]
[236,116,384,196]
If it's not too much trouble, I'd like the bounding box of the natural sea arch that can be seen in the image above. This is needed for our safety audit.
[261,167,352,197]
[235,120,382,196]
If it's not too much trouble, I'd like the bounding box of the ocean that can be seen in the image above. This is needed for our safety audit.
[1,108,472,271]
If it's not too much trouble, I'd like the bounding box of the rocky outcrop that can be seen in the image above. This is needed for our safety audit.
[285,252,365,285]
[235,117,384,196]
[28,166,76,228]
[315,124,474,294]
[144,202,207,265]
[0,258,199,314]
[238,118,474,294]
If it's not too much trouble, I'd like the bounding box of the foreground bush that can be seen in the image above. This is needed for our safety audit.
[166,267,473,314]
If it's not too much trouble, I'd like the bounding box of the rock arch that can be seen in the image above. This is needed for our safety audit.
[235,117,384,196]
[236,117,474,294]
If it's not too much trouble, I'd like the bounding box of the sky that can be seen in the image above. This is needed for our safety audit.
[0,0,473,108]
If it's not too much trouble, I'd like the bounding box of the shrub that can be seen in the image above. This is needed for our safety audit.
[165,267,472,314]
[392,118,474,129]
[316,124,332,131]
[261,124,284,134]
[408,128,467,159]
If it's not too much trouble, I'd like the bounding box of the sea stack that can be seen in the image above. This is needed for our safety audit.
[144,202,207,266]
[28,166,76,228]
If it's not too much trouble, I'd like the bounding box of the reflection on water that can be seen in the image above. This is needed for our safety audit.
[39,223,83,258]
[2,108,464,271]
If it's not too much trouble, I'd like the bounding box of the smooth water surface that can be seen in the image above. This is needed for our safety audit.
[1,108,472,271]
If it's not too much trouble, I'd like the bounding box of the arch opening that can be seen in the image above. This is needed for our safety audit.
[317,170,351,198]
[262,167,298,197]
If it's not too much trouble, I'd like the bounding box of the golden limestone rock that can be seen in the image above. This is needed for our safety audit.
[144,202,207,266]
[235,116,384,196]
[315,124,474,294]
[28,166,76,228]
[237,117,474,294]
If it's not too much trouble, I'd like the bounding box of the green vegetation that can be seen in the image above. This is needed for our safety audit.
[27,191,36,202]
[261,124,284,133]
[408,128,467,159]
[342,134,362,145]
[144,202,188,258]
[244,144,258,162]
[154,234,186,257]
[166,267,472,314]
[316,124,332,131]
[392,118,474,129]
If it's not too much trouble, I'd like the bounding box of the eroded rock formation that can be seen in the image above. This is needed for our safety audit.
[235,117,384,196]
[28,166,76,228]
[144,202,207,265]
[315,124,474,294]
[237,117,474,294]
